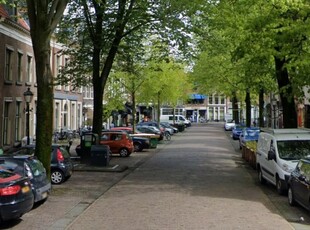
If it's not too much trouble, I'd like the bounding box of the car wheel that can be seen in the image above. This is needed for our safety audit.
[119,148,129,157]
[288,187,296,206]
[134,142,143,152]
[51,170,65,184]
[258,167,266,185]
[276,176,285,195]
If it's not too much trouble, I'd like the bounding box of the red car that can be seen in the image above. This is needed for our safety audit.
[100,131,134,157]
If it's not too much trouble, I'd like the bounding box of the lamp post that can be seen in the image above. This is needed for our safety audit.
[23,88,33,145]
[82,107,88,127]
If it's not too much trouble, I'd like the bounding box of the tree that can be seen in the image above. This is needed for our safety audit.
[191,0,310,128]
[56,0,204,136]
[25,0,69,176]
[138,58,191,124]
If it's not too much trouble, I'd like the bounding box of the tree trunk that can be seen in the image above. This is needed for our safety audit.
[274,56,297,128]
[33,43,53,177]
[259,88,265,127]
[132,92,136,133]
[245,90,251,127]
[232,92,239,124]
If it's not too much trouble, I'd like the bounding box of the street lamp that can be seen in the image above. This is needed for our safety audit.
[82,107,88,127]
[23,87,33,145]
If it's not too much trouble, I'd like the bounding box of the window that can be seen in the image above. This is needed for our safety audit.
[55,55,62,90]
[5,48,13,82]
[26,55,33,83]
[17,52,23,83]
[300,161,310,180]
[214,95,219,104]
[221,96,225,105]
[209,96,213,104]
[15,101,22,142]
[3,101,12,145]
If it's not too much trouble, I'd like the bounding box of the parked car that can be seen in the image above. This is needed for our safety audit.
[50,145,74,184]
[137,126,164,141]
[100,131,134,157]
[288,157,310,210]
[10,145,74,185]
[239,127,260,149]
[110,128,150,152]
[232,125,245,140]
[0,168,34,222]
[0,154,51,203]
[159,123,174,135]
[257,128,310,195]
[224,119,235,131]
[138,121,165,132]
[160,115,191,127]
[160,122,178,134]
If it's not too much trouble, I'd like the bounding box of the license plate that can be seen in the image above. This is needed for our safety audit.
[42,192,48,199]
[22,185,30,193]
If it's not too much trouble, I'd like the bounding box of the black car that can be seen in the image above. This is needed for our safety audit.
[288,157,310,210]
[0,154,51,203]
[131,136,150,152]
[0,168,34,222]
[10,144,74,185]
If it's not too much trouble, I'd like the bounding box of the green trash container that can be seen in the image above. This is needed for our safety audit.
[177,124,185,132]
[149,137,158,148]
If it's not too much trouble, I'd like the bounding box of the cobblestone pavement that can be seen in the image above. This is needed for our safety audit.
[1,123,309,230]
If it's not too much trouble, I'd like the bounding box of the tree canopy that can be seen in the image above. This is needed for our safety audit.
[191,0,310,127]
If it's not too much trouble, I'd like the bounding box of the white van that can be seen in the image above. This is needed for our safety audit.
[160,115,191,127]
[256,129,310,194]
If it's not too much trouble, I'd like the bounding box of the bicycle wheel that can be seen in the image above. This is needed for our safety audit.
[165,132,171,141]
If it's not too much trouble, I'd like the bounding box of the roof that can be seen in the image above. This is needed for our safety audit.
[0,5,30,30]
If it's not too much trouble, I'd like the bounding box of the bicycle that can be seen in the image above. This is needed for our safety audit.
[164,131,171,141]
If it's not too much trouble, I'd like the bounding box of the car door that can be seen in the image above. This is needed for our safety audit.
[109,133,124,153]
[259,137,275,184]
[295,162,310,206]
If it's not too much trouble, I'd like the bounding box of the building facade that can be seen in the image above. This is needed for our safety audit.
[0,5,84,150]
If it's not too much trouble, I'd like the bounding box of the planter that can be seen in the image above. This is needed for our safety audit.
[243,146,256,169]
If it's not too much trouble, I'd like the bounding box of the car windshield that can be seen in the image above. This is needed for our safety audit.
[277,140,310,160]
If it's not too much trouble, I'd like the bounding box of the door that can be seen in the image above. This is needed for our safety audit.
[260,137,275,184]
[295,162,310,206]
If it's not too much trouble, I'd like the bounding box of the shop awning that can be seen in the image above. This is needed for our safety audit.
[189,94,206,100]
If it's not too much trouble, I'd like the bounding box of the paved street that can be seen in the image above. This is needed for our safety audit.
[1,123,310,229]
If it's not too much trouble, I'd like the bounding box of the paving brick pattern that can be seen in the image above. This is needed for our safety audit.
[3,123,309,230]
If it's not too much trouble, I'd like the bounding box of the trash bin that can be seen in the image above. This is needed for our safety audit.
[149,137,158,148]
[177,124,185,132]
[79,132,99,163]
[90,145,110,166]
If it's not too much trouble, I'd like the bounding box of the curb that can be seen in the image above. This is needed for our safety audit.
[73,163,129,172]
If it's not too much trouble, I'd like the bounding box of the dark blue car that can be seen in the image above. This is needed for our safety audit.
[239,127,260,149]
[288,157,310,211]
[232,125,245,140]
